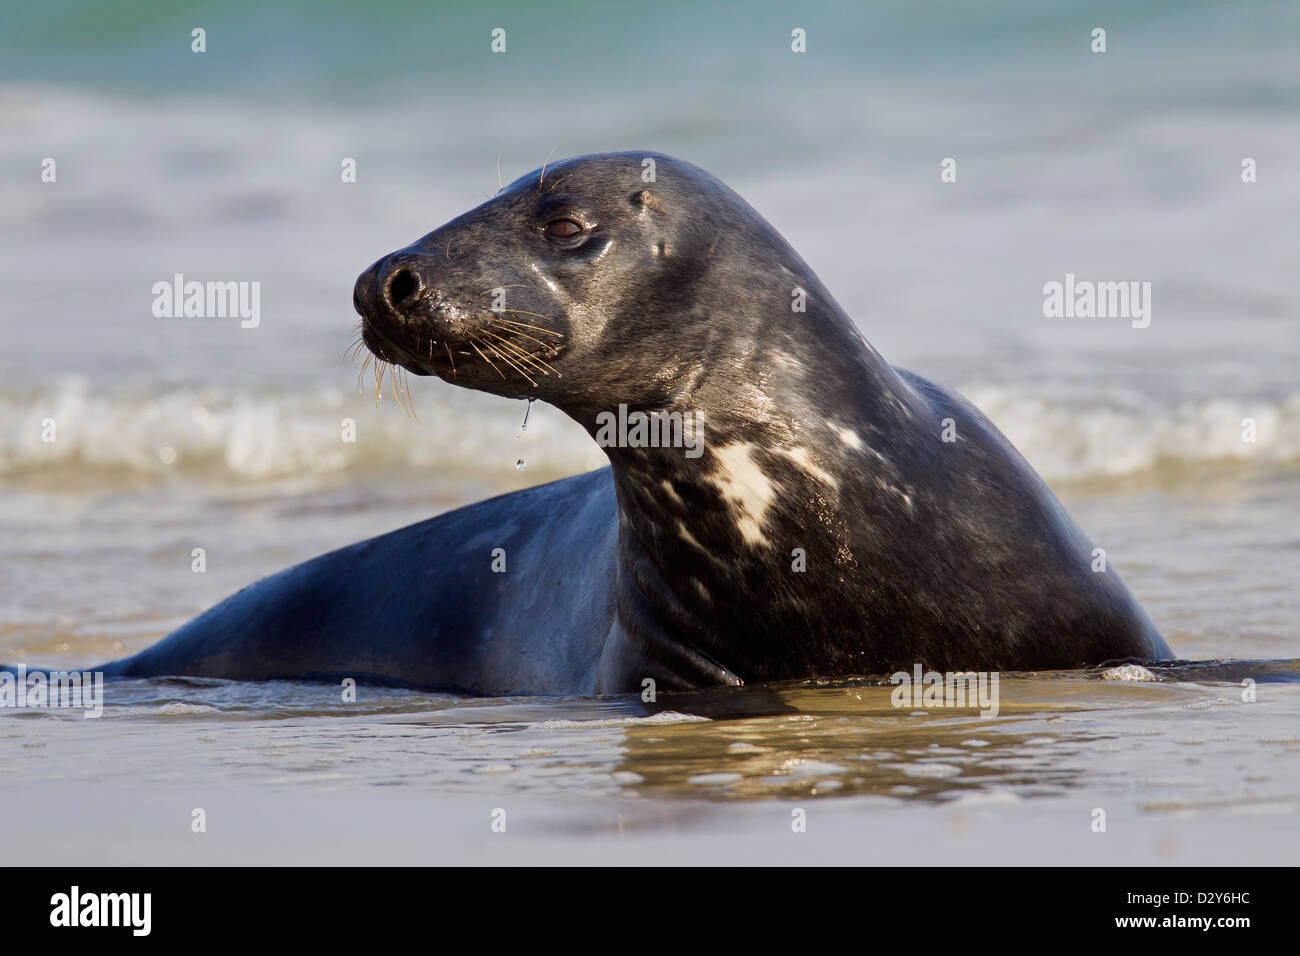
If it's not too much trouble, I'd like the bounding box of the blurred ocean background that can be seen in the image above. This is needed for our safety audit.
[1,1,1298,863]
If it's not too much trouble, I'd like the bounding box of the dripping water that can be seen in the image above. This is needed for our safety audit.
[517,398,535,438]
[514,398,536,470]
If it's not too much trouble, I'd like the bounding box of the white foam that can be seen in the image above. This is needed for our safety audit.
[1101,664,1157,682]
[0,377,604,485]
[156,702,218,715]
[535,712,710,729]
[960,387,1300,482]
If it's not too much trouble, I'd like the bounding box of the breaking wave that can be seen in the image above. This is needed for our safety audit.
[3,377,1296,486]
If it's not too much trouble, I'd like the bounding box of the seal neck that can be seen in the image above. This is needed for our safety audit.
[570,322,926,684]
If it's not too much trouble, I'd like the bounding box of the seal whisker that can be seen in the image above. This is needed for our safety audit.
[489,322,561,352]
[472,337,518,382]
[539,147,557,186]
[467,337,507,380]
[392,364,407,416]
[391,365,404,414]
[479,336,536,385]
[357,353,373,393]
[444,342,457,376]
[480,326,552,362]
[374,356,396,409]
[398,367,419,420]
[491,306,554,320]
[409,372,419,419]
[482,329,558,375]
[477,336,538,386]
[494,313,565,336]
[483,340,550,382]
[500,357,537,388]
[494,319,564,338]
[373,359,383,407]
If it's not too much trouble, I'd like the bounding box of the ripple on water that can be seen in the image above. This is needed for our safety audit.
[4,665,1298,817]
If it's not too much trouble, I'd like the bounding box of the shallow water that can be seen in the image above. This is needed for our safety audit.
[2,0,1299,862]
[5,661,1299,864]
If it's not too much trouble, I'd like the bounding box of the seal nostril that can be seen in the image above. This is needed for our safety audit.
[387,269,418,307]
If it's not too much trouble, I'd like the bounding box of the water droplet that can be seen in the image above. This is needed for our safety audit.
[515,459,526,470]
[517,397,535,438]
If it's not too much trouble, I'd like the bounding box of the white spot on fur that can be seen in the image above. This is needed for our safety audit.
[660,480,684,506]
[709,442,777,546]
[677,521,705,551]
[777,446,838,490]
[833,425,863,450]
[873,475,912,508]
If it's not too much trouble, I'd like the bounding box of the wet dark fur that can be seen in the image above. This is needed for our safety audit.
[77,152,1173,694]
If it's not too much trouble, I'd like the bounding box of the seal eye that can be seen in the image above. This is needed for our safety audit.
[544,218,584,239]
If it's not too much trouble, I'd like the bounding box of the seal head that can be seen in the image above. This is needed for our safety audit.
[353,152,843,419]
